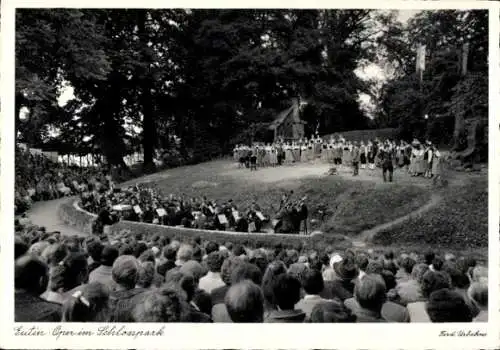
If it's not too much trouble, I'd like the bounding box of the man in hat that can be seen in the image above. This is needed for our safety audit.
[321,256,358,302]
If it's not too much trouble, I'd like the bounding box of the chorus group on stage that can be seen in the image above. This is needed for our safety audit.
[233,135,442,181]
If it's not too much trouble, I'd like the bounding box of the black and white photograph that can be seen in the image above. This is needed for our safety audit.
[1,1,498,349]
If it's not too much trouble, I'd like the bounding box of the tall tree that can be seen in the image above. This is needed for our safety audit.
[15,9,111,143]
[376,10,488,146]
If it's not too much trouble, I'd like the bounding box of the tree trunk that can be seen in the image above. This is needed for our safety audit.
[141,82,156,174]
[137,11,156,174]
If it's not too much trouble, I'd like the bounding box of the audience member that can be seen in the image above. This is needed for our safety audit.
[199,252,225,294]
[132,288,183,322]
[296,269,330,319]
[309,301,356,323]
[62,282,111,322]
[109,255,146,321]
[265,274,305,323]
[406,270,451,322]
[15,255,62,322]
[348,274,387,322]
[426,289,473,322]
[225,280,264,323]
[468,282,488,322]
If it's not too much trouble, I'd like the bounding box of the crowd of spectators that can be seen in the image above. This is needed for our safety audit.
[15,221,488,323]
[15,147,111,215]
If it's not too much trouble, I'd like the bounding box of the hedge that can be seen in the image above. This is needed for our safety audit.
[324,128,398,143]
[58,199,352,252]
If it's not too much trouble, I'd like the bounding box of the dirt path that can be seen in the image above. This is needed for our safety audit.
[350,193,442,248]
[26,197,85,237]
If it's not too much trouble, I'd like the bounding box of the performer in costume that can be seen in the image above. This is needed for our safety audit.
[416,143,426,176]
[300,143,308,163]
[381,143,394,182]
[367,141,375,170]
[424,141,433,178]
[285,142,294,165]
[351,142,360,176]
[263,144,271,168]
[410,141,423,176]
[233,144,239,163]
[293,142,300,163]
[334,142,342,165]
[431,145,442,181]
[396,141,405,168]
[360,141,367,169]
[314,135,322,158]
[342,142,352,168]
[321,141,328,163]
[270,144,277,167]
[327,142,334,163]
[307,140,314,161]
[404,142,411,172]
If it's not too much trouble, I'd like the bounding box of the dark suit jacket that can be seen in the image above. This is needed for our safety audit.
[210,285,230,305]
[109,288,148,322]
[344,297,409,322]
[265,309,306,323]
[15,292,62,322]
[321,279,355,301]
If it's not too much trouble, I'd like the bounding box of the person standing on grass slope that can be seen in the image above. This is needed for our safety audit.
[424,141,434,178]
[359,141,367,169]
[351,141,360,176]
[381,143,395,182]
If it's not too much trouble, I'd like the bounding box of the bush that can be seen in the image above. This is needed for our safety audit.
[324,128,398,143]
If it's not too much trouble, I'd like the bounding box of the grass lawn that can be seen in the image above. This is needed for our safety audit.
[138,160,431,237]
[373,176,488,250]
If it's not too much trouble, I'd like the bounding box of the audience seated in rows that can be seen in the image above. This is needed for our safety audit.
[14,221,488,324]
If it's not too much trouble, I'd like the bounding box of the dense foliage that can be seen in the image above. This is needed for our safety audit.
[375,10,488,148]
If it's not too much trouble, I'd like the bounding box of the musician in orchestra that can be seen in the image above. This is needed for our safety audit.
[247,201,263,232]
[298,197,309,235]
